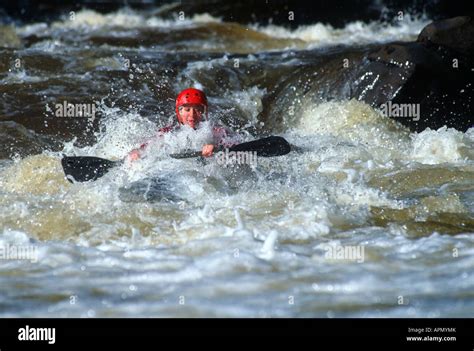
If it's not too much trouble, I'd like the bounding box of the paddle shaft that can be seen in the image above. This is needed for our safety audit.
[170,136,291,159]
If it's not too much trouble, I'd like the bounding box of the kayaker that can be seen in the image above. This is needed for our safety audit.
[127,88,239,161]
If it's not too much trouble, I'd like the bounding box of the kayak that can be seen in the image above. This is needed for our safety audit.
[118,171,237,203]
[118,177,183,203]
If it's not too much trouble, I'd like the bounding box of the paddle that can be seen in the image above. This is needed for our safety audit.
[169,136,291,159]
[62,136,291,183]
[61,156,121,183]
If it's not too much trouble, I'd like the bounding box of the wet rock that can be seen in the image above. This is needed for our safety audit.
[366,40,472,132]
[367,17,474,132]
[261,17,473,133]
[418,16,474,56]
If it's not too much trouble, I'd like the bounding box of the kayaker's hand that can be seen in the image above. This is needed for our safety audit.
[202,144,214,157]
[127,149,141,162]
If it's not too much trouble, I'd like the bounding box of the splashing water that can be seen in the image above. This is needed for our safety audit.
[0,7,473,318]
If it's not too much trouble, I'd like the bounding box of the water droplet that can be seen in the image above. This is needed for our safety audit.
[87,309,96,317]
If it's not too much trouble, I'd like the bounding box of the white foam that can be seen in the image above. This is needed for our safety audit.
[15,23,48,36]
[0,69,45,84]
[0,228,32,245]
[411,126,472,164]
[254,14,430,48]
[50,8,222,30]
[14,8,430,53]
[295,99,411,160]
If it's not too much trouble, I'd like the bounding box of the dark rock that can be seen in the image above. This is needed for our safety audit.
[418,16,474,56]
[366,40,472,132]
[260,17,474,133]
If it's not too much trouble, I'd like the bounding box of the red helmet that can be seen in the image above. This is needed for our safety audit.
[175,88,208,122]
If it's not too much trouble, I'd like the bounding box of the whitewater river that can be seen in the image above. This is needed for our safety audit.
[1,8,473,317]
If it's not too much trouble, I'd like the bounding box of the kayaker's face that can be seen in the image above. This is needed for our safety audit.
[178,104,204,129]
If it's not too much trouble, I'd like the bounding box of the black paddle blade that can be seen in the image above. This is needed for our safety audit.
[229,136,291,157]
[61,156,119,183]
[169,136,291,159]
